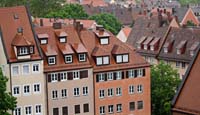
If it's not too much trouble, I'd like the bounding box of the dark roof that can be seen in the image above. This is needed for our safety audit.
[158,27,200,62]
[127,15,170,56]
[83,4,133,25]
[0,6,42,63]
[174,7,188,22]
[171,41,200,114]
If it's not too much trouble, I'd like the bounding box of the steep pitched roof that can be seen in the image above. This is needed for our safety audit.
[172,44,200,114]
[181,8,200,26]
[0,6,42,63]
[122,26,132,38]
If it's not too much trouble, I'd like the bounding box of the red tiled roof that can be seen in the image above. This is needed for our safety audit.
[0,6,41,62]
[122,26,132,38]
[55,30,67,37]
[72,43,88,53]
[12,33,33,46]
[58,44,74,55]
[37,33,49,39]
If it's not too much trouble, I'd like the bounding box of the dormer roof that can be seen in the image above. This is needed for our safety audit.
[55,30,67,37]
[58,44,74,55]
[37,33,49,39]
[92,47,110,56]
[72,43,88,53]
[41,45,57,56]
[111,45,129,54]
[12,33,32,46]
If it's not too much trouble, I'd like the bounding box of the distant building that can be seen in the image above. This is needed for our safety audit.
[117,26,132,42]
[171,43,200,115]
[0,6,47,115]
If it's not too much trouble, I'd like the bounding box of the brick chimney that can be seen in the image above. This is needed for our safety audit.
[158,11,163,27]
[53,22,62,29]
[40,18,43,27]
[99,28,104,35]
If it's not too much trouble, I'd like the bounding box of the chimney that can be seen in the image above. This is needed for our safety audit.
[96,25,103,30]
[157,8,160,13]
[40,19,44,27]
[99,28,104,35]
[53,22,62,29]
[17,27,23,35]
[158,11,163,27]
[164,8,166,14]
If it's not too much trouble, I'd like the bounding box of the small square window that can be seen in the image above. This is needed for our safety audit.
[96,57,103,65]
[103,56,109,64]
[13,86,20,96]
[79,54,86,62]
[23,85,30,95]
[52,90,58,99]
[33,83,40,93]
[41,39,47,44]
[65,55,72,63]
[48,57,56,65]
[100,38,109,45]
[116,104,122,112]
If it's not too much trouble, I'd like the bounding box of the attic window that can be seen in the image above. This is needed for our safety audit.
[96,56,109,65]
[48,56,56,65]
[55,31,67,43]
[116,54,129,63]
[190,42,199,56]
[136,36,146,49]
[59,37,66,43]
[150,38,160,51]
[37,34,49,45]
[13,14,19,20]
[78,53,86,62]
[100,38,109,45]
[164,47,168,53]
[176,40,187,55]
[19,47,29,55]
[143,37,154,50]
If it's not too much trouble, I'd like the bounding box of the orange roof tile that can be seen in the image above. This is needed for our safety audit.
[12,33,33,46]
[111,45,129,54]
[0,6,42,62]
[72,43,88,53]
[58,43,74,55]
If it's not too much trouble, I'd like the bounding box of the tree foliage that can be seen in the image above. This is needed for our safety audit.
[45,4,88,19]
[179,0,200,6]
[186,20,196,26]
[0,68,17,115]
[89,13,122,35]
[0,0,65,17]
[151,61,181,115]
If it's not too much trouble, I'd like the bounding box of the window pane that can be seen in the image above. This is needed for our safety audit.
[100,38,108,45]
[116,55,122,63]
[23,65,29,74]
[83,103,89,113]
[75,105,80,114]
[96,57,102,65]
[123,54,128,62]
[103,56,109,64]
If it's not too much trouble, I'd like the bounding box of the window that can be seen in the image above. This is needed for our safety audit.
[13,86,20,96]
[116,54,129,63]
[73,71,80,80]
[30,46,34,54]
[23,65,29,75]
[99,89,105,98]
[116,104,122,112]
[128,70,135,78]
[12,66,19,76]
[137,101,143,110]
[32,64,39,73]
[107,72,113,80]
[177,49,181,55]
[100,106,105,114]
[137,84,143,93]
[60,37,66,43]
[123,54,128,62]
[116,71,122,80]
[52,90,58,99]
[182,62,186,69]
[176,61,180,68]
[65,55,72,63]
[98,73,105,82]
[41,39,47,44]
[83,86,88,96]
[116,87,122,96]
[60,72,67,81]
[129,85,134,94]
[79,54,86,62]
[75,105,80,114]
[53,108,59,115]
[96,56,109,65]
[19,47,28,55]
[74,88,80,96]
[48,57,56,65]
[100,38,109,45]
[61,89,67,98]
[108,105,114,113]
[129,102,135,111]
[137,69,143,77]
[35,105,41,114]
[51,73,58,82]
[83,103,89,113]
[164,47,168,53]
[116,55,122,63]
[23,85,30,95]
[108,88,113,97]
[62,106,68,115]
[25,106,32,115]
[33,83,40,93]
[14,107,21,115]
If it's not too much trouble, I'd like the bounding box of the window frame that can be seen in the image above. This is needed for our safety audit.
[32,63,40,73]
[48,56,56,65]
[78,53,86,62]
[22,64,30,75]
[129,85,134,94]
[52,90,58,99]
[65,55,73,64]
[13,85,20,96]
[73,87,80,97]
[108,105,114,114]
[99,106,105,114]
[12,65,20,76]
[83,86,89,96]
[23,84,31,95]
[24,105,32,115]
[116,104,122,113]
[116,87,122,96]
[61,89,67,98]
[35,104,42,115]
[99,89,105,98]
[107,88,114,97]
[33,83,41,94]
[137,84,143,93]
[14,107,21,115]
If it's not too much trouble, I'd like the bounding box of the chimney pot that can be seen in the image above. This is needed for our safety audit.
[40,19,44,27]
[17,27,23,35]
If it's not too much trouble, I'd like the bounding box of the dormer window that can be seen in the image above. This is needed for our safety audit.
[189,42,199,56]
[116,54,129,63]
[100,37,109,45]
[164,47,168,53]
[78,53,86,62]
[65,55,73,63]
[150,38,160,51]
[48,56,56,65]
[176,40,187,55]
[19,47,29,55]
[59,37,66,43]
[37,34,49,45]
[55,31,67,43]
[143,37,154,50]
[137,36,147,49]
[96,56,109,65]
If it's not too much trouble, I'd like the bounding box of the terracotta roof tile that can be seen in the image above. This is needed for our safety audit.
[0,6,42,62]
[41,45,58,56]
[122,26,132,38]
[37,33,49,39]
[55,30,67,37]
[111,45,129,54]
[12,33,33,46]
[72,43,88,53]
[58,43,74,55]
[92,46,110,56]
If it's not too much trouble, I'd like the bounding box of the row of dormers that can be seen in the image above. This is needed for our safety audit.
[136,36,160,51]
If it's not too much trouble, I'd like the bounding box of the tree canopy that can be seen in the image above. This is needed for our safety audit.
[0,68,17,115]
[179,0,200,6]
[151,61,181,115]
[89,13,122,35]
[0,0,65,17]
[45,4,88,19]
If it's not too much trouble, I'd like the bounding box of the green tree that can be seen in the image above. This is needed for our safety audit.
[151,61,181,115]
[45,4,88,19]
[186,20,196,26]
[0,68,17,115]
[0,0,65,17]
[179,0,200,6]
[89,13,122,35]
